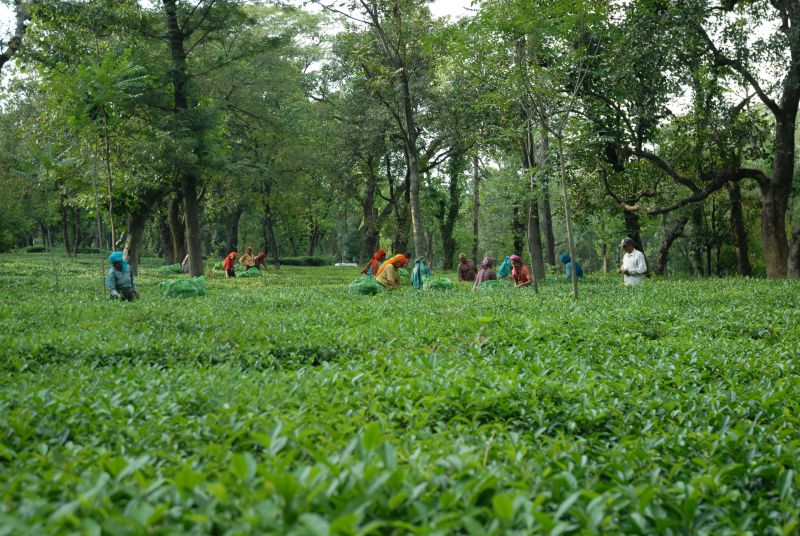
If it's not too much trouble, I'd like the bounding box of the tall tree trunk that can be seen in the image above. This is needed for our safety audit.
[168,193,186,263]
[653,215,688,276]
[623,211,643,252]
[690,205,705,276]
[125,189,165,274]
[471,154,480,263]
[397,70,427,259]
[393,172,411,254]
[788,226,800,278]
[407,148,425,258]
[512,204,525,256]
[225,205,243,254]
[103,124,116,249]
[360,158,379,261]
[538,130,556,265]
[426,229,434,266]
[124,208,149,276]
[726,181,752,276]
[71,207,80,256]
[759,180,791,279]
[159,212,175,264]
[519,128,545,275]
[440,156,462,270]
[59,191,72,256]
[526,198,545,281]
[517,38,545,280]
[0,0,31,74]
[164,0,204,277]
[556,137,578,297]
[601,241,608,274]
[262,181,280,268]
[306,220,322,257]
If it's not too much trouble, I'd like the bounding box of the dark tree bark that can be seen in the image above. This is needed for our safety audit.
[59,191,72,256]
[163,0,204,277]
[261,180,280,268]
[690,205,705,276]
[159,213,175,264]
[124,189,165,274]
[517,38,546,279]
[167,193,186,263]
[0,1,31,73]
[124,209,149,275]
[71,207,80,256]
[512,204,525,256]
[360,157,380,261]
[471,154,480,263]
[393,171,411,254]
[788,226,800,278]
[653,215,688,276]
[439,156,463,270]
[306,219,323,257]
[726,181,751,276]
[225,205,243,255]
[623,211,643,252]
[538,131,556,265]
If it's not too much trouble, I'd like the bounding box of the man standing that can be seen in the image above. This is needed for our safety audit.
[618,237,647,285]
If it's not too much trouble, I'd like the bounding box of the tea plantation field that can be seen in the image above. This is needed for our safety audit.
[1,253,799,535]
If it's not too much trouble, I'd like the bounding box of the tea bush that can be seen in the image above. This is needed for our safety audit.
[0,253,798,534]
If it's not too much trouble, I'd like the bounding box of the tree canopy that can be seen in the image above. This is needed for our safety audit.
[0,0,797,279]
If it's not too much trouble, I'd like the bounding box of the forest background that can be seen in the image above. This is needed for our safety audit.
[0,0,798,280]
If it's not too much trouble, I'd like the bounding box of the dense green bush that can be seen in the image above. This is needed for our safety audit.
[25,245,48,253]
[0,252,798,534]
[278,256,329,266]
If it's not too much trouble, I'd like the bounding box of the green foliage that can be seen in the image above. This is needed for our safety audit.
[348,276,383,295]
[154,263,182,274]
[422,274,454,290]
[238,267,262,278]
[2,253,799,532]
[159,276,206,298]
[25,245,49,253]
[279,256,329,267]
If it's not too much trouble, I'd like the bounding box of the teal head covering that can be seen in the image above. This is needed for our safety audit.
[559,253,571,264]
[411,257,431,289]
[108,251,128,272]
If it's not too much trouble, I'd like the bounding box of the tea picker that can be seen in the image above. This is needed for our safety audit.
[106,251,139,301]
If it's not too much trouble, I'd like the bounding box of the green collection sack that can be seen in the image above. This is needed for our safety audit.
[349,276,383,295]
[155,263,182,275]
[238,267,262,278]
[423,275,454,290]
[160,276,206,298]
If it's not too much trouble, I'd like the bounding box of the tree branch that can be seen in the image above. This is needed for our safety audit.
[0,0,32,73]
[693,21,781,116]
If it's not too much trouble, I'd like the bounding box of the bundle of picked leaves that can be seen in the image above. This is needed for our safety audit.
[160,276,206,298]
[397,267,411,281]
[349,276,383,295]
[423,275,454,290]
[238,268,262,278]
[154,263,182,275]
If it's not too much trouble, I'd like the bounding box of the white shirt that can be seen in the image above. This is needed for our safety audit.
[621,249,647,285]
